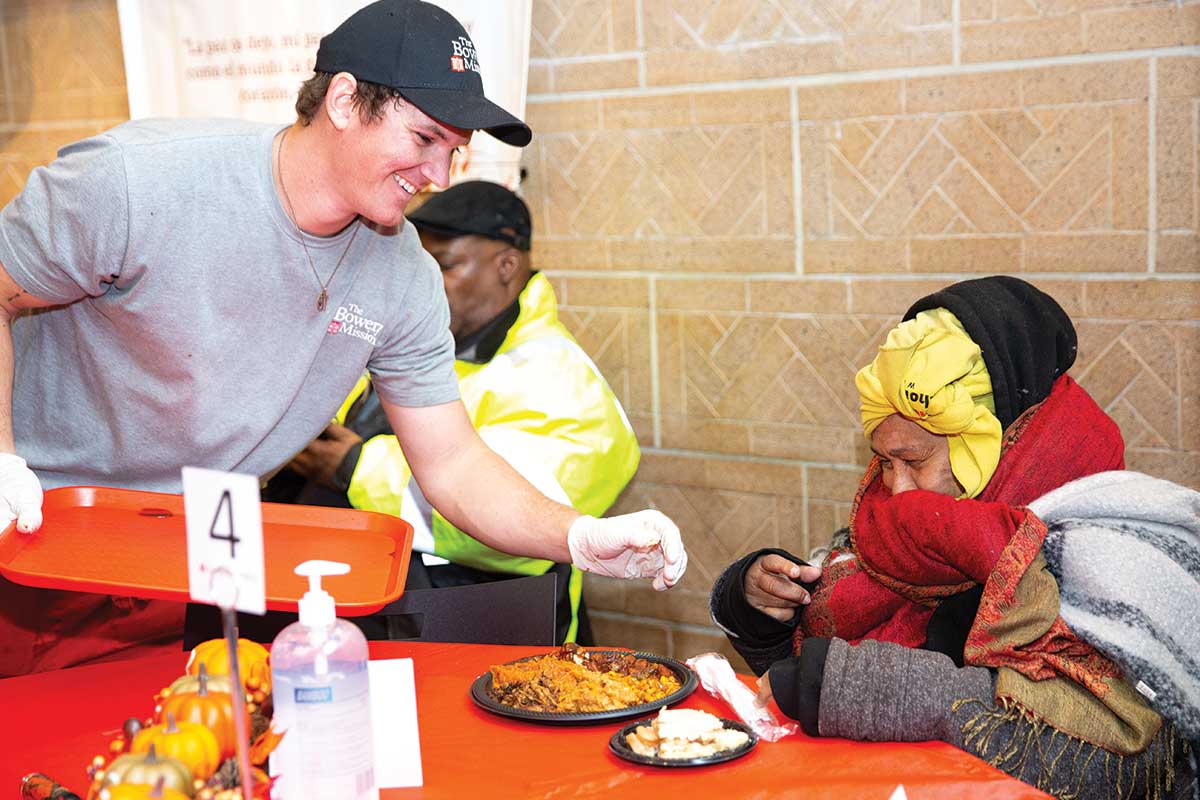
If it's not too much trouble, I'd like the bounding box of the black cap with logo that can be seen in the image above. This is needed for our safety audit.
[406,181,532,251]
[314,0,532,147]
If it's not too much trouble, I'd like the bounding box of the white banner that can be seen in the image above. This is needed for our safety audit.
[116,0,530,187]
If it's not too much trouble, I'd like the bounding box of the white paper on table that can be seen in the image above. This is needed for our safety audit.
[888,786,908,800]
[369,658,424,788]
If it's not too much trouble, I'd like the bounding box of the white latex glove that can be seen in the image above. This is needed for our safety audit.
[0,453,43,533]
[567,510,687,591]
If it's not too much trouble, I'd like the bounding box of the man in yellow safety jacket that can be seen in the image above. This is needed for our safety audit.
[275,181,639,643]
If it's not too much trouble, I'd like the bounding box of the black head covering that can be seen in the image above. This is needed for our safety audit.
[902,276,1076,430]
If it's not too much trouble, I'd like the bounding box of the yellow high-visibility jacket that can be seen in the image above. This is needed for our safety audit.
[338,273,640,641]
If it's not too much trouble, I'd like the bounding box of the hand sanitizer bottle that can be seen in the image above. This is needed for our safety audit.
[270,560,377,800]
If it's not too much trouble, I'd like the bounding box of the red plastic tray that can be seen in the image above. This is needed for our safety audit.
[0,486,412,616]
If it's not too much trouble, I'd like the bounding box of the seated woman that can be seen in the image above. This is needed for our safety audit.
[710,276,1197,800]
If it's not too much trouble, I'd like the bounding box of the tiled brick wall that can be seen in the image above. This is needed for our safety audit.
[1,0,1195,669]
[525,1,1199,665]
[0,0,128,203]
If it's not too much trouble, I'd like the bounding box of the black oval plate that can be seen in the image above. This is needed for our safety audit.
[609,717,758,767]
[470,649,698,725]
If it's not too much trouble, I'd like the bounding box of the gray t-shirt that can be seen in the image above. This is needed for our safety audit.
[0,118,458,491]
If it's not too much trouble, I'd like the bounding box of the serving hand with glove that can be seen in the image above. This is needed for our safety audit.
[0,452,42,534]
[568,510,687,590]
[387,397,689,591]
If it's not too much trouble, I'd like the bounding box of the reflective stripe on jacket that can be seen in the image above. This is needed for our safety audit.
[341,273,640,635]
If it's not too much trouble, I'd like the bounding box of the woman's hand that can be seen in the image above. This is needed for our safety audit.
[743,554,822,622]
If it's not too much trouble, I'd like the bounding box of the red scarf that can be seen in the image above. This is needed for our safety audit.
[798,375,1124,661]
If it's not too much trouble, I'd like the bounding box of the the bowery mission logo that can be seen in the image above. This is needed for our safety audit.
[327,303,383,346]
[450,37,480,73]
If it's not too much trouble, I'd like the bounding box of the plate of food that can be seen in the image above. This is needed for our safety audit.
[470,643,698,725]
[609,708,758,767]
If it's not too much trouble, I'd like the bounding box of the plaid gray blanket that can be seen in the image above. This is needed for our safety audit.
[1030,470,1200,740]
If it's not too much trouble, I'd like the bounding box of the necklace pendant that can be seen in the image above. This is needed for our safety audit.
[317,288,328,312]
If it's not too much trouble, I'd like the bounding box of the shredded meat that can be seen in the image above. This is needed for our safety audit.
[487,644,682,712]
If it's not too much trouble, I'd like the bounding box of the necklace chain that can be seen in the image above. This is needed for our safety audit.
[275,128,359,312]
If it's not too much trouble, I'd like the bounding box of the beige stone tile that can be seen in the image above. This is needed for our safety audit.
[556,276,650,309]
[660,416,753,456]
[905,72,1021,114]
[796,81,904,121]
[850,279,952,314]
[1074,337,1143,409]
[623,457,690,491]
[692,89,792,127]
[673,628,747,667]
[809,500,855,546]
[805,240,908,273]
[624,584,713,628]
[527,62,552,95]
[1158,56,1200,100]
[1026,234,1147,272]
[532,239,611,270]
[1180,325,1200,451]
[524,99,603,133]
[1111,104,1150,231]
[1021,60,1148,106]
[581,573,626,613]
[531,0,623,58]
[657,279,747,312]
[589,612,670,651]
[1,0,128,123]
[1031,280,1088,319]
[611,0,639,52]
[910,237,1023,273]
[646,41,843,86]
[808,465,867,501]
[962,16,1085,62]
[1084,5,1200,52]
[602,94,695,129]
[1156,97,1197,232]
[937,115,1040,214]
[553,57,640,93]
[748,280,850,314]
[1084,280,1200,321]
[749,423,861,463]
[610,239,795,273]
[559,308,652,414]
[1158,234,1200,273]
[1124,449,1200,491]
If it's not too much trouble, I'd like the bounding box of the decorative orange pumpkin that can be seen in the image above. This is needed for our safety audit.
[158,667,247,761]
[187,639,271,695]
[90,744,193,799]
[99,775,191,800]
[131,713,220,782]
[164,664,235,697]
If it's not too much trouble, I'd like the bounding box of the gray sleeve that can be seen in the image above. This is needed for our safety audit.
[818,637,994,743]
[819,639,1199,800]
[0,133,130,303]
[367,236,458,408]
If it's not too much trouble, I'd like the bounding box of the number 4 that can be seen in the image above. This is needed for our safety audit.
[209,489,242,558]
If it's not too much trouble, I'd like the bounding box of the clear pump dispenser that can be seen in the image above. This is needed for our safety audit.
[270,560,377,800]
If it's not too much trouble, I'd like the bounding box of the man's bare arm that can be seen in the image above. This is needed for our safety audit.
[382,397,578,562]
[0,259,53,452]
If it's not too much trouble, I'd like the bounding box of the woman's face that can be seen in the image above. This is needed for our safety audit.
[870,414,963,497]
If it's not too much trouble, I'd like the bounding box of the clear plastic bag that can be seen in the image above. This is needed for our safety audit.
[685,652,798,742]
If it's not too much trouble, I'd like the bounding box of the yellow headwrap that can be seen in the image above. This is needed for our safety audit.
[854,308,1002,498]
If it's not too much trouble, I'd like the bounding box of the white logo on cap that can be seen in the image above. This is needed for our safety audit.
[450,36,480,73]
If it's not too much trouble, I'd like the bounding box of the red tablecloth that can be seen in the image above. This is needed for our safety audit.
[0,641,1051,799]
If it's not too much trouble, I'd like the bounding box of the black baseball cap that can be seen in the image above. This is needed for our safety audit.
[407,181,532,251]
[314,0,532,147]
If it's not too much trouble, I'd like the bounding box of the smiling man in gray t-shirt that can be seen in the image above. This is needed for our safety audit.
[0,0,686,676]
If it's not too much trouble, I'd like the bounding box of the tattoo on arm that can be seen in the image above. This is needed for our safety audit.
[5,291,24,304]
